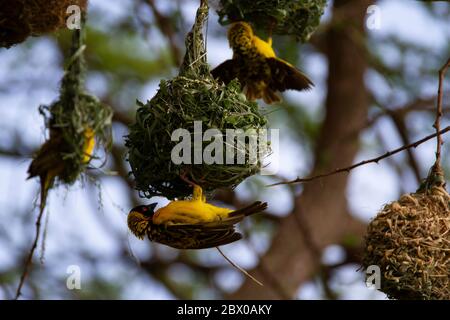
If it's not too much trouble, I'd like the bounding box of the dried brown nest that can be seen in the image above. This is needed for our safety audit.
[0,0,88,48]
[363,185,450,300]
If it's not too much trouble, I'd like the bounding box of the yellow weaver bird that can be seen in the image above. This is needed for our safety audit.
[211,21,313,104]
[27,126,95,209]
[128,185,268,249]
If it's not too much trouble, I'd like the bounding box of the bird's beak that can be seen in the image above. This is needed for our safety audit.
[147,203,158,211]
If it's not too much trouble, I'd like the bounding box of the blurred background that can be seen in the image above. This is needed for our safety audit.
[0,0,449,299]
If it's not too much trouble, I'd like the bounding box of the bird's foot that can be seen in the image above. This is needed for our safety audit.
[179,171,204,202]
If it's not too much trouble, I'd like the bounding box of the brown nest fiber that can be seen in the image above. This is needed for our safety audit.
[126,0,269,200]
[363,184,450,300]
[0,0,88,48]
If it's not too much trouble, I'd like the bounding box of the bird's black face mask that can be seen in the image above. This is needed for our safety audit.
[134,203,158,217]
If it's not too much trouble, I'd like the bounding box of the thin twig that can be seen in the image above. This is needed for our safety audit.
[389,113,422,183]
[434,58,450,165]
[14,201,46,299]
[355,96,449,142]
[216,247,263,287]
[241,234,291,299]
[251,253,290,298]
[269,126,450,187]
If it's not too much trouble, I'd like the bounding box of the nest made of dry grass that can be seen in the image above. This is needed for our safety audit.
[363,186,450,300]
[0,0,88,48]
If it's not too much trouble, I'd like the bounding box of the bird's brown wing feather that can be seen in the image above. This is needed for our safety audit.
[267,57,314,92]
[228,201,268,218]
[150,223,242,249]
[211,59,241,85]
[27,134,65,179]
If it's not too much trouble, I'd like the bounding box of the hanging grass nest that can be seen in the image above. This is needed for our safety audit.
[216,0,326,41]
[0,0,88,48]
[363,165,450,300]
[29,27,112,187]
[126,0,269,200]
[37,94,112,186]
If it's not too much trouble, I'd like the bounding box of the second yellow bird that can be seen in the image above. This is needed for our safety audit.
[212,21,314,104]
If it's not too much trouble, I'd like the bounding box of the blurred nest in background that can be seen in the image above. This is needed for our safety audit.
[0,0,88,48]
[363,185,450,300]
[30,24,113,186]
[35,92,112,185]
[216,0,326,41]
[126,77,268,200]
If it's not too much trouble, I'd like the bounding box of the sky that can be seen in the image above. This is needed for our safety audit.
[0,0,448,300]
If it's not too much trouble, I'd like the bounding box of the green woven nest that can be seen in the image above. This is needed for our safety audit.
[216,0,327,41]
[40,92,112,185]
[126,77,268,200]
[126,0,269,200]
[363,186,450,300]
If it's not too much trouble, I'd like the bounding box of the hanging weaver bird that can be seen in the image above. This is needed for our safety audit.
[27,126,95,210]
[128,184,268,249]
[211,21,314,104]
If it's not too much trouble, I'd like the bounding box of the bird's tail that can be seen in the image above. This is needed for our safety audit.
[244,83,260,101]
[229,201,268,218]
[245,81,282,104]
[262,87,281,104]
[39,173,54,213]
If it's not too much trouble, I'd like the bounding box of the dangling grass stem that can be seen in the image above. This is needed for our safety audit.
[216,247,263,287]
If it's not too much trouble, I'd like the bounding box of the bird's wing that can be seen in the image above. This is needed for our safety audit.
[210,59,241,85]
[149,202,267,249]
[228,201,268,218]
[151,223,242,249]
[27,136,65,179]
[267,57,314,92]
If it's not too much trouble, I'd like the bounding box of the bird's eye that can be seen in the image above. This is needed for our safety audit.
[142,206,148,211]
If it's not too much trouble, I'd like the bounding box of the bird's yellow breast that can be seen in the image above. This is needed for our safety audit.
[153,200,232,225]
[82,128,95,163]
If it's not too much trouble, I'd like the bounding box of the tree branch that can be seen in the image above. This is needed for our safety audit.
[434,58,450,166]
[269,126,450,187]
